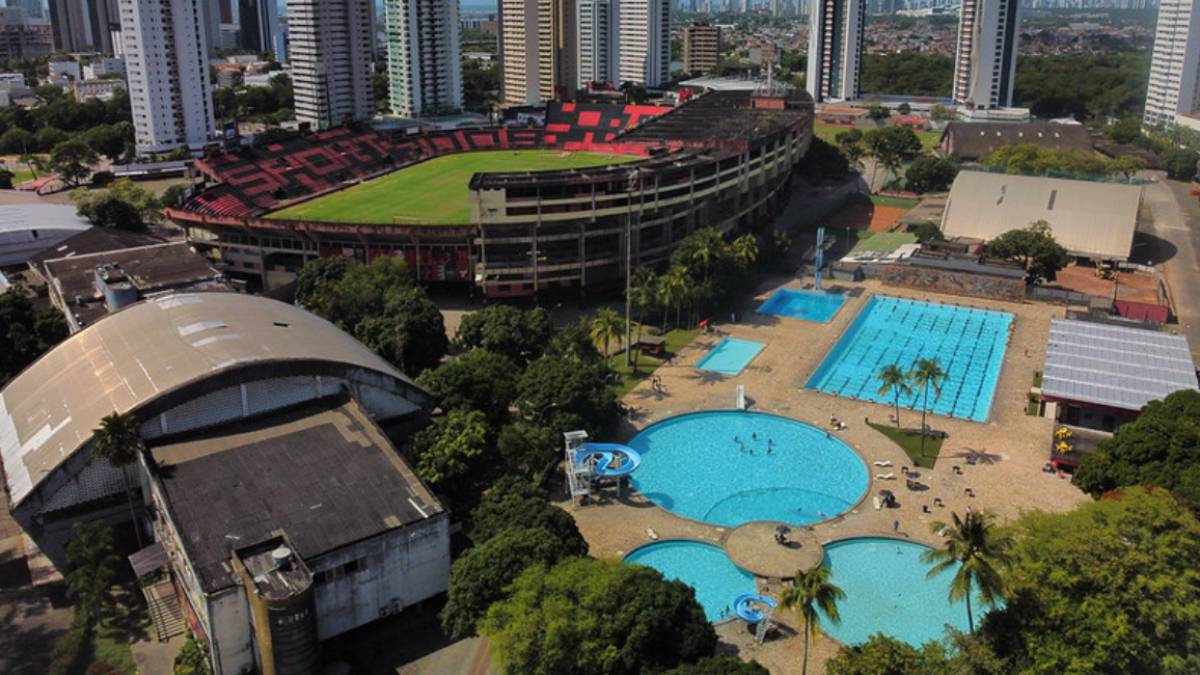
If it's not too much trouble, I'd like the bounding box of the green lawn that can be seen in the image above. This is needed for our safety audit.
[267,150,638,225]
[92,625,137,674]
[849,231,918,255]
[868,420,943,468]
[607,328,699,397]
[869,194,920,209]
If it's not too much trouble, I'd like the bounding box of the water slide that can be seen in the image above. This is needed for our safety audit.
[733,593,777,623]
[573,442,641,477]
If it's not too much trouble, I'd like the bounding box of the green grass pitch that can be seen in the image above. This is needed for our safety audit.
[266,150,639,225]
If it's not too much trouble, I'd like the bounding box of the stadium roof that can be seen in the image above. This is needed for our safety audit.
[0,292,416,506]
[1042,318,1198,412]
[940,171,1142,261]
[152,396,443,593]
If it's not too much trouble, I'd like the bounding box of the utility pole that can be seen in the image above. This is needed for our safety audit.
[625,168,639,367]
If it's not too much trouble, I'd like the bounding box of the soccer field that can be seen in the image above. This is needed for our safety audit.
[266,150,639,225]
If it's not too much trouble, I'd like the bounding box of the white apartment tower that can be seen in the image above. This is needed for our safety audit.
[577,0,617,86]
[499,0,539,105]
[952,0,1021,109]
[120,0,216,154]
[1144,0,1200,127]
[288,0,374,130]
[618,0,669,87]
[806,0,866,103]
[385,0,463,117]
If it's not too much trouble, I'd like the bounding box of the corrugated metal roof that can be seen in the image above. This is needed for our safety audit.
[0,292,415,506]
[940,171,1141,261]
[1042,318,1198,411]
[0,204,90,233]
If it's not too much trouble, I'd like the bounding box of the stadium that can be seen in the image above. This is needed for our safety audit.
[168,89,815,297]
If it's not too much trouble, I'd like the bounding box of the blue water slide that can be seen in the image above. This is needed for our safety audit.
[574,442,642,477]
[733,593,777,623]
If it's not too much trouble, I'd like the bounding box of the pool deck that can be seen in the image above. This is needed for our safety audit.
[725,522,822,578]
[560,274,1090,675]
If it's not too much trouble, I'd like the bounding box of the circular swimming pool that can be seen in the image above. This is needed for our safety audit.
[627,411,869,527]
[821,537,991,646]
[624,540,755,622]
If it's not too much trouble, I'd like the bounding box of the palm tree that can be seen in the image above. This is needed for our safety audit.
[780,566,845,675]
[92,411,144,547]
[732,234,759,268]
[876,363,910,429]
[922,510,1013,633]
[590,307,623,357]
[691,232,723,282]
[659,267,690,329]
[908,357,946,456]
[628,267,656,373]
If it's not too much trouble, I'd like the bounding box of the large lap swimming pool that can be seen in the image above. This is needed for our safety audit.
[821,537,992,646]
[758,288,846,323]
[624,541,755,622]
[806,296,1013,422]
[627,411,869,527]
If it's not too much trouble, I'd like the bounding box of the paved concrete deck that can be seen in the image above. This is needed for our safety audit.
[725,522,822,578]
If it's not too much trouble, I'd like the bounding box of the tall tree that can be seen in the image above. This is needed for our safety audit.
[92,411,144,547]
[48,139,97,186]
[590,307,623,357]
[408,409,489,499]
[780,566,846,675]
[908,357,946,456]
[876,363,910,429]
[921,510,1012,633]
[0,287,68,386]
[64,522,120,625]
[628,266,657,373]
[455,304,553,366]
[985,224,1072,283]
[731,234,759,268]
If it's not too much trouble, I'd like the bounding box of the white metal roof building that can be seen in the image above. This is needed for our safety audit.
[1042,318,1198,413]
[940,171,1143,261]
[0,292,430,572]
[0,204,90,267]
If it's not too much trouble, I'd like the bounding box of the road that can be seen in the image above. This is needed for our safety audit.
[1139,173,1200,362]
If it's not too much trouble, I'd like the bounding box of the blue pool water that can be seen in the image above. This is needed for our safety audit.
[758,288,846,323]
[806,296,1013,422]
[821,537,994,646]
[624,541,755,622]
[627,411,869,527]
[695,337,765,375]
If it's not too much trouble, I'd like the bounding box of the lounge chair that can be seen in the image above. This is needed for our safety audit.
[875,472,895,480]
[646,528,659,540]
[873,496,883,510]
[873,460,893,467]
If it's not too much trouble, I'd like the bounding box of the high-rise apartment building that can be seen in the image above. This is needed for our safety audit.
[538,0,576,100]
[120,0,215,153]
[385,0,463,117]
[577,0,616,86]
[1144,0,1200,127]
[288,0,374,130]
[683,22,719,75]
[952,0,1021,109]
[806,0,866,103]
[617,0,669,87]
[0,6,51,59]
[499,0,538,104]
[50,0,118,52]
[235,0,278,54]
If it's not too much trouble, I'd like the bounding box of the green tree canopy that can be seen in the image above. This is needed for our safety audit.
[985,225,1072,283]
[516,353,618,436]
[0,287,68,386]
[48,138,97,186]
[663,656,769,675]
[416,348,518,426]
[468,476,584,546]
[72,179,162,231]
[407,409,489,499]
[455,304,553,366]
[440,525,586,640]
[981,144,1121,178]
[294,256,447,374]
[480,557,717,675]
[825,635,953,675]
[978,487,1200,675]
[497,421,561,483]
[799,137,851,183]
[1073,390,1200,505]
[65,522,119,625]
[1159,147,1199,181]
[904,156,958,193]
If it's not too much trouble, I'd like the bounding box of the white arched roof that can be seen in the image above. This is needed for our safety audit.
[0,292,417,505]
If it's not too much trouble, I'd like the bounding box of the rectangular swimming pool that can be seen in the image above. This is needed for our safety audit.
[758,288,846,323]
[695,338,766,376]
[805,296,1013,422]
